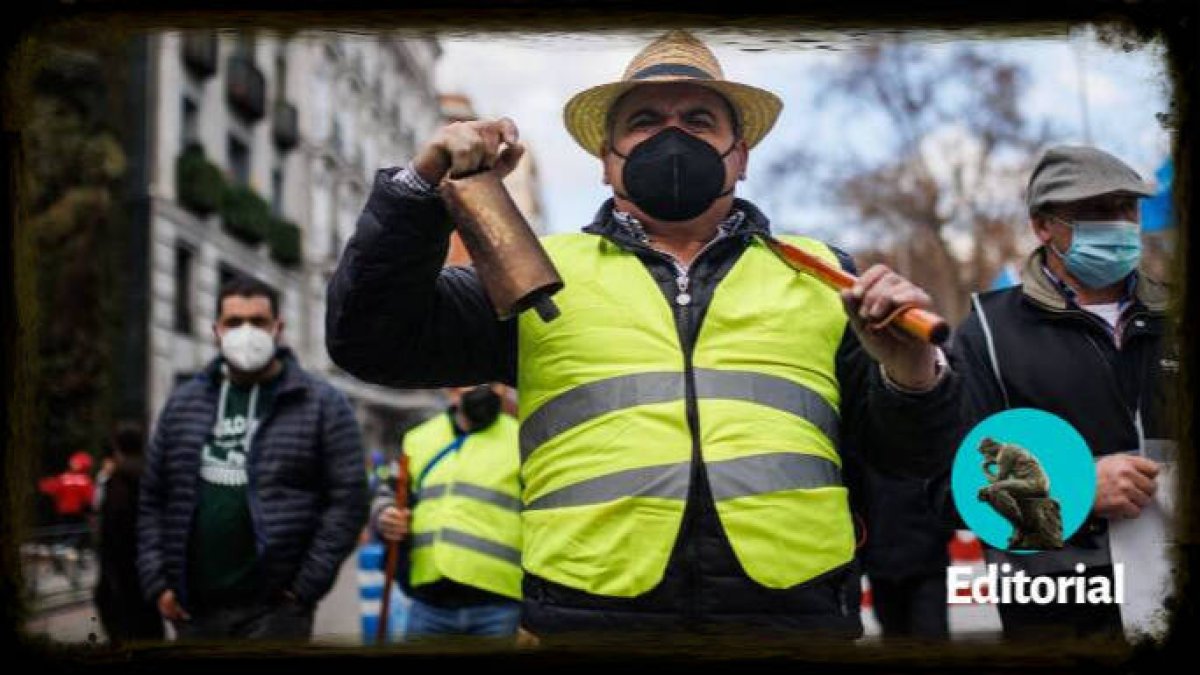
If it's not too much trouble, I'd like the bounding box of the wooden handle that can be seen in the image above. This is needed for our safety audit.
[762,236,950,346]
[376,454,410,644]
[395,454,410,507]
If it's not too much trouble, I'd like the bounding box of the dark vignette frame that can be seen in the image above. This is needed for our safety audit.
[1,0,1194,672]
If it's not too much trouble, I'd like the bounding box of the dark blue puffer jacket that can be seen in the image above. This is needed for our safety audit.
[137,349,367,608]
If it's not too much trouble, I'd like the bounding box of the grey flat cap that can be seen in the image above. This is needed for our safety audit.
[1026,145,1153,212]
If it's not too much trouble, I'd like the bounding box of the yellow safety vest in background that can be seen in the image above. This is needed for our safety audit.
[518,233,852,597]
[407,412,523,600]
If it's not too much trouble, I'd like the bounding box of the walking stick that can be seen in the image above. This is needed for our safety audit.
[760,235,950,345]
[376,453,409,644]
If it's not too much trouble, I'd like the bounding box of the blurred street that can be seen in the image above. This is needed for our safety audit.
[24,545,363,646]
[26,539,1002,646]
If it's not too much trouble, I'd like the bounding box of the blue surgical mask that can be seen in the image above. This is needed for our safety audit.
[1048,219,1142,289]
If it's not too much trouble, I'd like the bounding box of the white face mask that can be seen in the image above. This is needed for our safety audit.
[220,324,277,373]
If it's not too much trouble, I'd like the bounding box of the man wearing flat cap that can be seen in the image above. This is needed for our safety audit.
[327,31,960,638]
[936,145,1178,640]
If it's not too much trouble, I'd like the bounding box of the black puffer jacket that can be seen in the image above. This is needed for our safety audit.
[326,168,962,636]
[860,467,953,582]
[137,350,368,608]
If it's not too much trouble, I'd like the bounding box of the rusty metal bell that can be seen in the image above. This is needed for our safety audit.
[439,169,563,322]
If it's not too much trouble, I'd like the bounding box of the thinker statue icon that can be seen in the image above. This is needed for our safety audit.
[977,437,1064,550]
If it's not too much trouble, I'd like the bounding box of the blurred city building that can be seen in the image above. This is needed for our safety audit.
[126,31,447,449]
[437,92,545,266]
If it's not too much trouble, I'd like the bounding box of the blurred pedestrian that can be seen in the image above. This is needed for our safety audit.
[138,275,368,641]
[38,450,96,551]
[372,385,522,640]
[94,421,164,644]
[360,449,391,546]
[367,449,390,497]
[861,468,952,641]
[93,450,117,512]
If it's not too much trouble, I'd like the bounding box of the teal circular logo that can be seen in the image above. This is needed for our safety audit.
[951,409,1095,554]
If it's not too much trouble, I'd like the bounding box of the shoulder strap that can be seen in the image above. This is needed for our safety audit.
[971,292,1011,410]
[413,434,469,494]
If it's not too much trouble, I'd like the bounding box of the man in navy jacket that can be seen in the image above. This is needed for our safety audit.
[138,275,367,640]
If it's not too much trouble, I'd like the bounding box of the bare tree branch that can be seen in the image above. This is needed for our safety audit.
[764,38,1056,323]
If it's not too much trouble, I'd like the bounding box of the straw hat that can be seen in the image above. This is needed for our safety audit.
[563,30,784,157]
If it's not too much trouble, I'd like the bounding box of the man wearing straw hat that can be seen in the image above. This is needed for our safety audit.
[327,31,960,638]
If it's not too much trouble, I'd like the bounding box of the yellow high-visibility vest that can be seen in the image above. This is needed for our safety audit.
[518,233,852,597]
[406,412,522,600]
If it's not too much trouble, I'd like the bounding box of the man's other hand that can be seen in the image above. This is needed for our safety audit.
[157,589,190,622]
[378,506,412,542]
[1094,454,1159,519]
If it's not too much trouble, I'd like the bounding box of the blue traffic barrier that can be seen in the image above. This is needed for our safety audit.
[357,541,411,644]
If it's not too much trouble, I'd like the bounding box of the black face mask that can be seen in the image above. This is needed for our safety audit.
[460,385,501,430]
[613,127,736,222]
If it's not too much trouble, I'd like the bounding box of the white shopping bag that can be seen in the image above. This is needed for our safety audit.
[1106,435,1178,640]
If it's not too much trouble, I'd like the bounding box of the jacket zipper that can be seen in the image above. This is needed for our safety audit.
[1043,301,1154,450]
[246,394,281,561]
[1081,318,1152,437]
[246,385,291,580]
[630,233,730,626]
[675,268,701,625]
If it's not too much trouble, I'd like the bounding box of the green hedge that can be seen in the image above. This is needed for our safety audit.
[268,217,302,267]
[220,183,271,245]
[176,145,225,215]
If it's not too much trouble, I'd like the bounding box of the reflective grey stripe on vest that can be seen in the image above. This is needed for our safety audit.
[692,369,839,447]
[520,370,839,461]
[417,483,522,511]
[419,484,449,501]
[410,528,521,565]
[524,462,690,511]
[707,452,842,501]
[524,452,840,511]
[520,371,683,461]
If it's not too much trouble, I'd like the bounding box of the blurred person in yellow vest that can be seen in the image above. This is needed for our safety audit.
[372,384,522,639]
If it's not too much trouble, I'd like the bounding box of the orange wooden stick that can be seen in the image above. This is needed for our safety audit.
[761,236,950,345]
[376,454,410,644]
